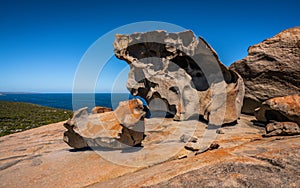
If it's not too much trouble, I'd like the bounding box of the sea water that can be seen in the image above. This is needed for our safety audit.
[0,93,130,111]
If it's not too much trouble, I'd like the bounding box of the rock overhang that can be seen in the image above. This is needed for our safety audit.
[114,30,245,125]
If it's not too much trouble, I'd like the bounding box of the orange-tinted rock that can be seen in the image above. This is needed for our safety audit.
[0,122,139,188]
[254,94,300,125]
[63,99,146,149]
[91,106,112,114]
[2,114,300,187]
[90,120,300,188]
[230,27,300,114]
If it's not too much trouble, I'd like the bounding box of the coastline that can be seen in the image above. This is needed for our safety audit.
[0,93,130,111]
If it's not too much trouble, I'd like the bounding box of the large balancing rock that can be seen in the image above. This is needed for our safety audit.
[63,99,146,149]
[114,30,244,125]
[230,27,300,114]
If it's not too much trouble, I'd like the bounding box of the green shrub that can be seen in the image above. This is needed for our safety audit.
[0,101,73,137]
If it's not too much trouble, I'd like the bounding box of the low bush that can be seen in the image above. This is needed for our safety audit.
[0,101,73,136]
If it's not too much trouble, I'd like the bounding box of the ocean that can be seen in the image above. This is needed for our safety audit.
[0,93,130,111]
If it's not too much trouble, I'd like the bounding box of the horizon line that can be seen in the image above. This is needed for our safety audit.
[0,91,130,94]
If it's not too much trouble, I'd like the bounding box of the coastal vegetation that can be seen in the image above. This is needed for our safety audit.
[0,101,72,136]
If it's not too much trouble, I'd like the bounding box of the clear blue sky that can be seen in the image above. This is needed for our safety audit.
[0,0,299,93]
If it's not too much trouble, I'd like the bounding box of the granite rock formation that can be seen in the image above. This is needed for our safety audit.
[2,113,300,187]
[254,94,300,125]
[63,99,146,149]
[230,27,300,114]
[114,30,244,125]
[90,115,300,188]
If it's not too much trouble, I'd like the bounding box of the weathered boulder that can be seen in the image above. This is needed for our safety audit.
[264,121,300,137]
[114,30,244,125]
[254,94,300,125]
[63,99,146,149]
[230,27,300,114]
[91,106,112,114]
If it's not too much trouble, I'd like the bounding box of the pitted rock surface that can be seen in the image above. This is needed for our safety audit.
[114,30,244,125]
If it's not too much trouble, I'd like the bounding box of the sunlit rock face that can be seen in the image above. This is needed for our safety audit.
[63,99,146,149]
[114,30,244,125]
[230,27,300,114]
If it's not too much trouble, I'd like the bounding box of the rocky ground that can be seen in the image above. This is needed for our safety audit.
[1,114,299,188]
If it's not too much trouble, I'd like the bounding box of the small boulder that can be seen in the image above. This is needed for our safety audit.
[180,134,198,143]
[264,121,300,137]
[185,142,202,151]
